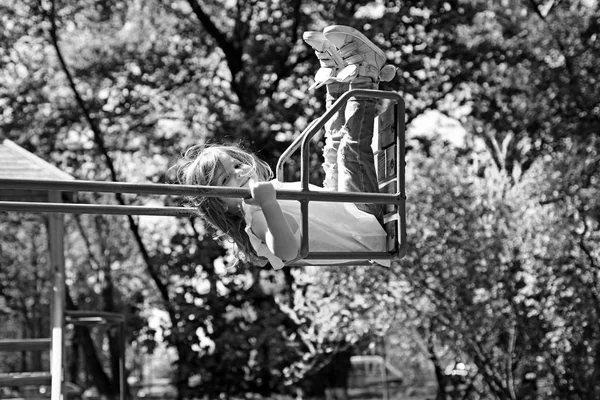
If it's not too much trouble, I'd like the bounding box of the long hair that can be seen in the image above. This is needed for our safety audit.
[178,143,273,264]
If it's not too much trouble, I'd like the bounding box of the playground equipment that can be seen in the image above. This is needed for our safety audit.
[0,89,405,399]
[349,355,405,400]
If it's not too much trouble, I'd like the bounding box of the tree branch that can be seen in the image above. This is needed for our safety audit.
[576,218,600,309]
[46,1,186,395]
[186,0,243,76]
[47,0,174,314]
[527,0,585,109]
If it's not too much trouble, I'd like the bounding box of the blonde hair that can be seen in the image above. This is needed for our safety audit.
[178,143,273,264]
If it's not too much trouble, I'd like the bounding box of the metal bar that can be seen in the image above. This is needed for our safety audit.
[299,200,309,258]
[0,180,401,203]
[0,338,51,352]
[48,191,65,400]
[66,310,126,323]
[0,193,402,218]
[0,371,52,385]
[301,251,391,259]
[0,201,196,216]
[0,188,402,206]
[276,118,321,181]
[395,97,408,259]
[1,196,402,218]
[119,320,126,400]
[0,178,249,197]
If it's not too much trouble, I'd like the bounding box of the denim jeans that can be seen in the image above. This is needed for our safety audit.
[322,80,383,220]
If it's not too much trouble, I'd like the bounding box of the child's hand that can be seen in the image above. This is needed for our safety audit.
[245,180,277,208]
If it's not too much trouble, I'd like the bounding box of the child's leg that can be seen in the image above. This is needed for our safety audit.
[303,31,347,191]
[337,80,382,218]
[323,25,396,219]
[322,81,349,190]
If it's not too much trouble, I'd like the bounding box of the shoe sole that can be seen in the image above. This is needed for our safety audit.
[303,31,346,67]
[302,31,327,51]
[323,25,386,60]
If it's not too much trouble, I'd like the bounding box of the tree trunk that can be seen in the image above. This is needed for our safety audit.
[66,290,114,399]
[426,333,447,400]
[323,348,353,400]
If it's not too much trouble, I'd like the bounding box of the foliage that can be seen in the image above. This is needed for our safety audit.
[1,0,599,399]
[0,213,52,372]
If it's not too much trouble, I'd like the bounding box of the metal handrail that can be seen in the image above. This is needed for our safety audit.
[0,179,400,202]
[275,89,406,260]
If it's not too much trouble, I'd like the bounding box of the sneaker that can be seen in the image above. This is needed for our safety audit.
[303,31,346,90]
[323,25,396,83]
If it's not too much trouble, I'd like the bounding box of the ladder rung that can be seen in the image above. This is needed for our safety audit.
[0,371,52,385]
[66,310,125,326]
[383,213,399,224]
[378,176,397,189]
[0,338,51,352]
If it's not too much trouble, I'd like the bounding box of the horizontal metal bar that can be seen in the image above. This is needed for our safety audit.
[0,371,52,385]
[0,178,247,197]
[0,196,403,216]
[287,251,394,267]
[0,201,195,216]
[288,260,382,267]
[0,338,51,352]
[0,178,404,203]
[66,317,121,326]
[66,310,125,323]
[302,251,392,260]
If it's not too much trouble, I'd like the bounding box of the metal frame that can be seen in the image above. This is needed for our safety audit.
[276,89,406,261]
[66,311,126,400]
[48,191,65,400]
[0,89,407,261]
[0,89,406,400]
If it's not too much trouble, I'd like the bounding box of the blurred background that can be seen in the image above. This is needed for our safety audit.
[0,0,599,399]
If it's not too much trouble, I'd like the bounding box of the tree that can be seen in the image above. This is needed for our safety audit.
[0,214,52,373]
[2,0,599,399]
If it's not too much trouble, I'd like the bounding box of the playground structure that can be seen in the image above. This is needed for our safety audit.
[349,355,405,400]
[0,89,405,399]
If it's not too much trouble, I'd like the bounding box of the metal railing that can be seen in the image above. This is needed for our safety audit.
[0,89,407,261]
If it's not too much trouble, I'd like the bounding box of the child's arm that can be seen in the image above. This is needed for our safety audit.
[245,181,299,262]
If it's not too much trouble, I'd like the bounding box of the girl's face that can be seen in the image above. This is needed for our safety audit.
[213,152,257,212]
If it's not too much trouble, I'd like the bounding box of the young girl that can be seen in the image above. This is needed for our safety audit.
[179,25,395,269]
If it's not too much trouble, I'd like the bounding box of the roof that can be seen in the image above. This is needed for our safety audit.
[0,139,74,181]
[0,139,74,202]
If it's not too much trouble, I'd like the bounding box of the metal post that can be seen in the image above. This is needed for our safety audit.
[47,190,65,400]
[381,339,389,400]
[119,321,126,400]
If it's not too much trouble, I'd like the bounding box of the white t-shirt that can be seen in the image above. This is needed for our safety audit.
[243,181,389,269]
